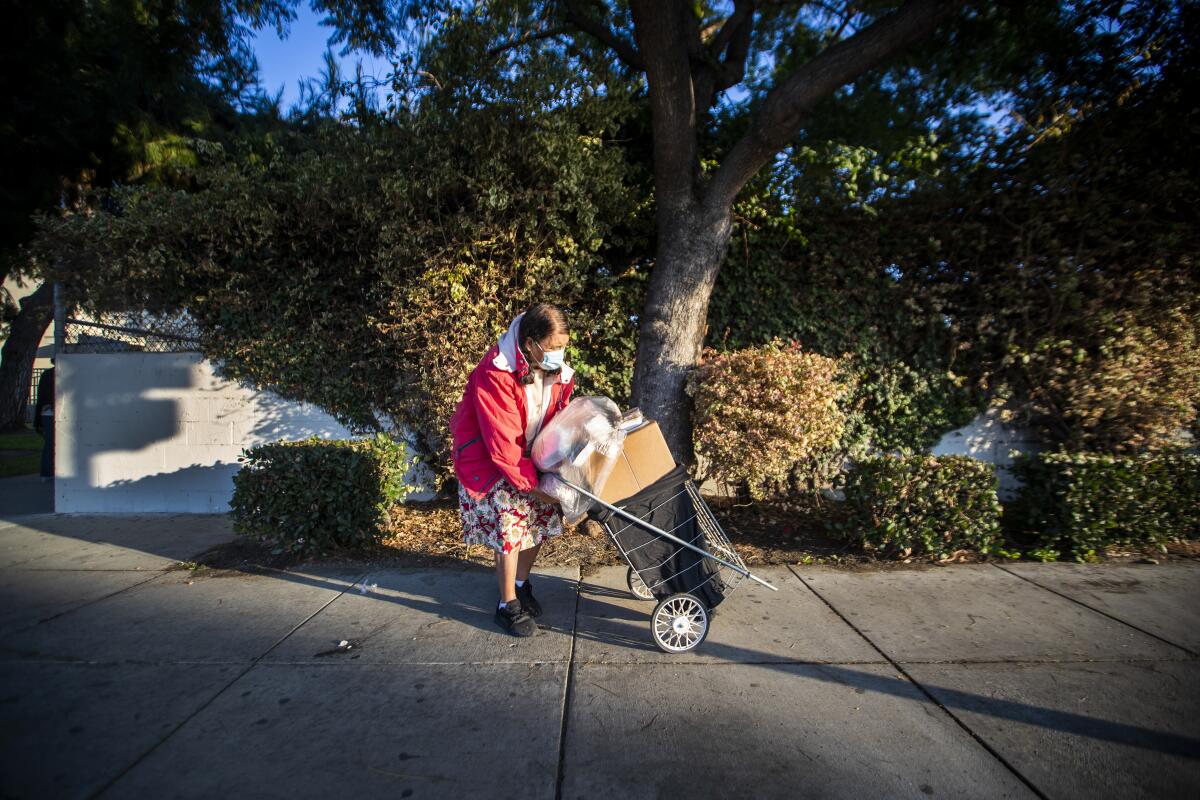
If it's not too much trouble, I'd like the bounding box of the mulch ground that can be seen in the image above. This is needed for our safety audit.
[187,495,1200,574]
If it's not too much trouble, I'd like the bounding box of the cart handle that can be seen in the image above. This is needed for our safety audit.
[557,478,778,592]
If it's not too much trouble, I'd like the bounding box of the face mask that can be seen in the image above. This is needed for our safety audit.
[537,347,565,371]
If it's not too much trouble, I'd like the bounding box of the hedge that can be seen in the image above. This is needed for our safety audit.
[838,455,1002,558]
[229,433,416,557]
[1010,452,1200,561]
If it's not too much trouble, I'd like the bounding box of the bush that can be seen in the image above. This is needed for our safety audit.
[686,340,849,499]
[838,455,1002,558]
[229,433,416,557]
[1010,452,1200,561]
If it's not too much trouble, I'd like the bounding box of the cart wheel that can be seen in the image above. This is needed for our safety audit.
[626,567,655,601]
[651,593,709,654]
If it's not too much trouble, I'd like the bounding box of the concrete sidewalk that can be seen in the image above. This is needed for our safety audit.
[0,513,1197,799]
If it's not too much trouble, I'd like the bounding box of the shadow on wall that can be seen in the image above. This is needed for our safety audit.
[61,355,192,513]
[59,352,433,513]
[97,464,245,513]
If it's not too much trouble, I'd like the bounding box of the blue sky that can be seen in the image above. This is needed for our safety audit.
[251,6,393,110]
[251,6,1010,132]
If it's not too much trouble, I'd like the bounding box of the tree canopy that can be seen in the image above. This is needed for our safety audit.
[23,0,1200,487]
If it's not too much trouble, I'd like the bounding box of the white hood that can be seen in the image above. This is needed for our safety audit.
[493,312,574,383]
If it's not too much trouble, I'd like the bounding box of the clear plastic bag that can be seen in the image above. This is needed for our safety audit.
[532,396,626,523]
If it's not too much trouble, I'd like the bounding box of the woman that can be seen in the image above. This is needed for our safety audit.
[449,303,574,636]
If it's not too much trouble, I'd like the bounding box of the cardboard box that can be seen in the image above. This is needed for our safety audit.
[595,420,677,503]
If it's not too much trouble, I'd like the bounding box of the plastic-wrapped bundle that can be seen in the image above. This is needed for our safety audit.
[532,396,625,523]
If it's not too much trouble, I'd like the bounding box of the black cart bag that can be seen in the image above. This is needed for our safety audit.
[589,464,729,610]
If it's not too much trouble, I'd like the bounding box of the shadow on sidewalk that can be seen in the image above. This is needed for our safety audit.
[185,565,1200,762]
[3,510,1197,765]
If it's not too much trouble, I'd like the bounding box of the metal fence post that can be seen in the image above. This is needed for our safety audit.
[53,281,64,356]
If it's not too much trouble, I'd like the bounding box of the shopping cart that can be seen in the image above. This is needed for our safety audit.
[560,463,777,654]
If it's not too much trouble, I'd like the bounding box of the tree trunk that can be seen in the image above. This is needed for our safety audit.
[0,280,54,433]
[630,201,734,462]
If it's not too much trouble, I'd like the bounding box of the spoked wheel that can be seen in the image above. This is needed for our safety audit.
[626,566,655,601]
[651,593,709,654]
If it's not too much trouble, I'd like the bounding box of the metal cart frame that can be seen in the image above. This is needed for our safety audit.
[561,476,777,654]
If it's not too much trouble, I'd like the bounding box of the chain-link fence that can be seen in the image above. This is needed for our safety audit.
[61,308,202,353]
[26,366,47,424]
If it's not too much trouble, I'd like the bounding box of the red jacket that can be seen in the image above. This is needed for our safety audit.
[450,316,575,499]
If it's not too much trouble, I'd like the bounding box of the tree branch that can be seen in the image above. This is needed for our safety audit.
[487,25,572,56]
[694,0,757,113]
[561,0,645,70]
[707,0,757,58]
[703,0,962,213]
[713,0,756,92]
[829,5,859,42]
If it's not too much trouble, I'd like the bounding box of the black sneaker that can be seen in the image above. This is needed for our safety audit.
[515,578,542,618]
[495,598,537,637]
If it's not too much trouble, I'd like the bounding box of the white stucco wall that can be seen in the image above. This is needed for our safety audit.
[929,406,1042,500]
[54,351,433,513]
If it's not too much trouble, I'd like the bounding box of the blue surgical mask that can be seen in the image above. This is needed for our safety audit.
[538,347,565,371]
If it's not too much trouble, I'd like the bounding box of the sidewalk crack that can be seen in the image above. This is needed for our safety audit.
[787,564,1049,800]
[1,570,169,641]
[989,563,1199,658]
[88,572,367,799]
[554,566,581,800]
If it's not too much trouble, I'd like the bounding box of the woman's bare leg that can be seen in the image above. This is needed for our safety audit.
[496,549,520,604]
[516,542,542,582]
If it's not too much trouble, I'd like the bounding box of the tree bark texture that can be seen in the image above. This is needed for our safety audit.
[631,204,733,463]
[0,279,53,433]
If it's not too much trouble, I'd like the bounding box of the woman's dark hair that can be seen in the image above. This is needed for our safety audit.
[518,303,568,383]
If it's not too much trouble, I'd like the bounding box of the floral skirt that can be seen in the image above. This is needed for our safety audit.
[459,476,563,554]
